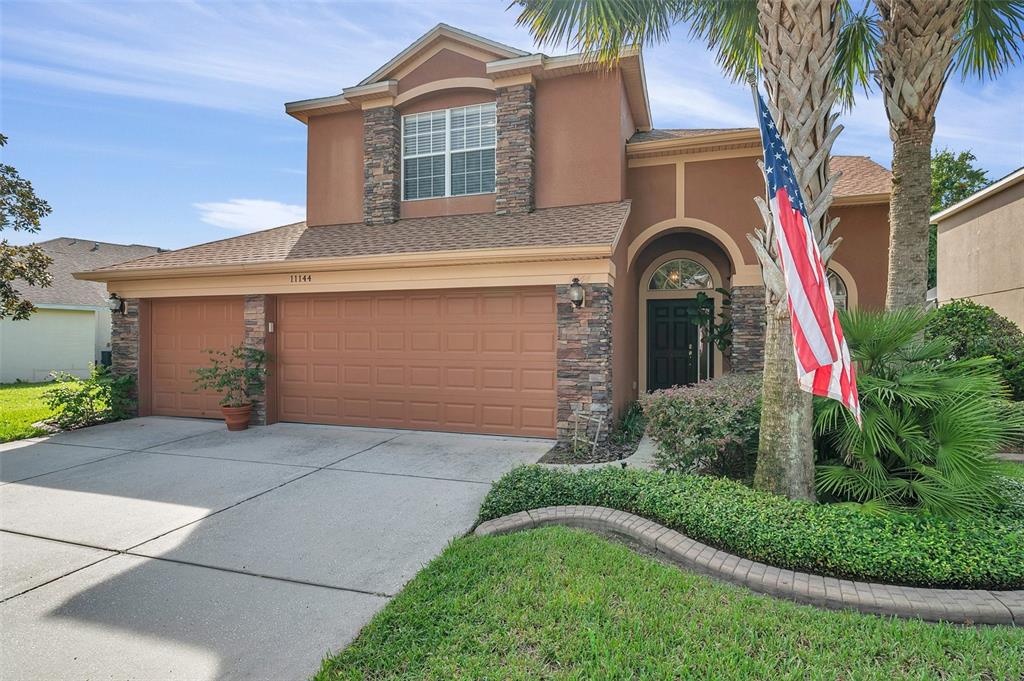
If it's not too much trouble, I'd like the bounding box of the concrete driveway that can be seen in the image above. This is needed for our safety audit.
[0,417,550,680]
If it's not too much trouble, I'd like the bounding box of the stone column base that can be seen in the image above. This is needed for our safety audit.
[556,284,613,444]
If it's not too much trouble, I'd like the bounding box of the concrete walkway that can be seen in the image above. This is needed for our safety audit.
[0,417,550,680]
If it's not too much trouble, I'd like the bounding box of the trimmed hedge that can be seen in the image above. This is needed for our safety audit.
[478,466,1024,590]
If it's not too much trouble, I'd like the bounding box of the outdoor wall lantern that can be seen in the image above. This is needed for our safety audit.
[567,277,586,309]
[107,293,125,314]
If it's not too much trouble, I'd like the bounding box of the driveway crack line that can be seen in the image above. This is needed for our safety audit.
[0,451,133,487]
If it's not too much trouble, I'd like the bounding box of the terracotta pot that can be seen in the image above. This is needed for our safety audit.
[221,404,252,431]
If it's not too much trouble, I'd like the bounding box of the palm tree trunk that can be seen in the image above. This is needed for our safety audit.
[885,120,934,309]
[876,0,966,309]
[754,299,816,499]
[749,0,843,500]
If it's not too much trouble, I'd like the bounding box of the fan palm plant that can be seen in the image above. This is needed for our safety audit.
[815,308,1023,517]
[513,0,872,500]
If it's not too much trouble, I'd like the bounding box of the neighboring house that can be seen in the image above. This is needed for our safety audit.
[932,167,1024,328]
[77,24,891,442]
[1,238,162,383]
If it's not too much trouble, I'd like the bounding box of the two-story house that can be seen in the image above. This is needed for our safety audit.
[78,24,892,442]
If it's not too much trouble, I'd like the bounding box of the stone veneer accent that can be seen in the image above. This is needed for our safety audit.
[243,294,271,426]
[476,506,1024,626]
[494,83,535,215]
[110,297,141,415]
[362,106,401,225]
[729,285,766,373]
[556,284,612,443]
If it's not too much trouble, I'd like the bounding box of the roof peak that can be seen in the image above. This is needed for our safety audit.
[357,23,530,87]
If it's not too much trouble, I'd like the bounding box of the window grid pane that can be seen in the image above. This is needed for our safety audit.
[648,259,713,290]
[402,102,496,200]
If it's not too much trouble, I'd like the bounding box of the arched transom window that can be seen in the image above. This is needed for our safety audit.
[827,269,848,311]
[648,258,713,290]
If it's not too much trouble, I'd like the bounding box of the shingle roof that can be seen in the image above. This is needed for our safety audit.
[629,128,754,143]
[90,201,632,273]
[17,238,163,306]
[830,155,892,196]
[629,128,891,198]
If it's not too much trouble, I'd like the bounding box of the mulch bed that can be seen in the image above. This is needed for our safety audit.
[539,437,640,464]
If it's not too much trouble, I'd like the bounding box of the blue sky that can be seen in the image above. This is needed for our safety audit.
[4,1,1023,251]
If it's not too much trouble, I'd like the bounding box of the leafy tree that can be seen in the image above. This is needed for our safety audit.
[513,0,873,500]
[1,133,53,319]
[929,148,990,288]
[815,308,1023,518]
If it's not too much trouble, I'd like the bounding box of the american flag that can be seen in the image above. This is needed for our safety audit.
[754,90,861,423]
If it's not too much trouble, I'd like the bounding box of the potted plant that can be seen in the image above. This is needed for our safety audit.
[192,345,269,431]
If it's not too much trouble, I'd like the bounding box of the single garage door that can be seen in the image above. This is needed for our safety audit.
[149,297,245,418]
[277,287,557,437]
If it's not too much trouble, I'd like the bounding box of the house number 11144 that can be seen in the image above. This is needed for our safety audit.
[289,274,312,283]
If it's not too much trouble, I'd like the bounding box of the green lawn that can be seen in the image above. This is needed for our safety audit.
[0,382,54,443]
[317,527,1024,680]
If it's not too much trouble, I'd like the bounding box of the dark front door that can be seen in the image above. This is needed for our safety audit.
[647,298,703,391]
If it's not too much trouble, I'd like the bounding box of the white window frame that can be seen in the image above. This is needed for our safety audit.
[401,103,496,201]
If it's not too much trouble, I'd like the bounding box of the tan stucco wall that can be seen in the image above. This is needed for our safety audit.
[397,48,487,93]
[0,308,96,383]
[682,156,763,267]
[306,110,364,226]
[831,203,890,310]
[937,180,1024,327]
[535,71,631,208]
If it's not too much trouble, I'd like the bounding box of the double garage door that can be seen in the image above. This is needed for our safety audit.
[147,288,557,437]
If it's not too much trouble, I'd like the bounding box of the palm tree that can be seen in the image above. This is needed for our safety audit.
[514,0,868,500]
[875,0,1024,309]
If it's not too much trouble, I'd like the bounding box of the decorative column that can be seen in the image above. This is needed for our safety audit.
[495,83,535,215]
[730,285,766,373]
[556,284,613,443]
[243,294,275,426]
[110,297,141,416]
[362,106,401,225]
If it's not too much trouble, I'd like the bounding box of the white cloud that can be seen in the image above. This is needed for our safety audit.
[194,199,304,231]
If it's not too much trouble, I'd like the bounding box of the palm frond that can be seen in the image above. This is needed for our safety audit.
[513,0,686,63]
[683,0,760,82]
[953,0,1024,80]
[832,2,881,109]
[816,307,1021,518]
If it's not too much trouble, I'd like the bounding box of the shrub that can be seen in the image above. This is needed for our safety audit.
[44,364,135,430]
[192,345,269,407]
[815,308,1024,518]
[610,401,646,445]
[478,466,1024,589]
[925,299,1024,400]
[640,375,760,478]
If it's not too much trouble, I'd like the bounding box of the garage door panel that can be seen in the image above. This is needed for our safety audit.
[149,297,245,419]
[278,288,556,437]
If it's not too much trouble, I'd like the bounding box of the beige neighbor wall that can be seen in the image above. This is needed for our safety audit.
[94,307,112,364]
[937,180,1024,328]
[0,308,96,383]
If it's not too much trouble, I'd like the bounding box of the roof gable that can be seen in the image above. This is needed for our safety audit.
[358,24,527,87]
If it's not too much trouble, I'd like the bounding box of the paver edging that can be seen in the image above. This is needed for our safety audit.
[475,505,1022,626]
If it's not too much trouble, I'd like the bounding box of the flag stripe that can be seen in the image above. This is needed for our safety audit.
[754,90,861,425]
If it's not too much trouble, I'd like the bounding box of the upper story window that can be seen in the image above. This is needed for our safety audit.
[402,103,496,201]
